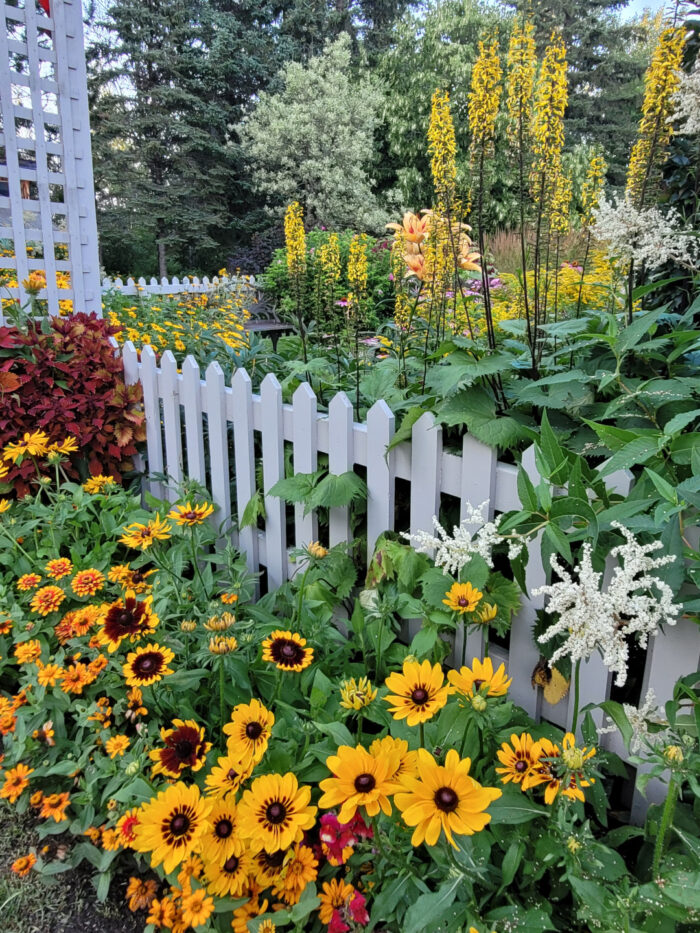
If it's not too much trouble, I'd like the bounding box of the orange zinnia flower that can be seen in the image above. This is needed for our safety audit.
[40,791,70,822]
[30,585,65,616]
[1,762,33,802]
[72,569,105,597]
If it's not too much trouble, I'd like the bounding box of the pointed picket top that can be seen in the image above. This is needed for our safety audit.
[366,399,395,560]
[328,390,354,549]
[202,276,210,288]
[101,277,111,288]
[182,276,190,286]
[232,366,252,392]
[293,382,318,546]
[137,277,147,287]
[171,276,180,288]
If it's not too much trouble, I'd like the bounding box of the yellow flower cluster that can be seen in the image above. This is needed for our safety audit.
[0,246,73,315]
[625,25,686,206]
[428,89,457,209]
[505,19,536,145]
[105,284,251,358]
[347,233,369,323]
[581,151,607,227]
[319,233,341,286]
[284,201,307,278]
[550,171,573,235]
[468,36,503,157]
[531,32,568,182]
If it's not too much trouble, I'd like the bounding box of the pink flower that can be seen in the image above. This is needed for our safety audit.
[349,891,370,925]
[320,813,356,865]
[347,812,373,839]
[328,910,350,933]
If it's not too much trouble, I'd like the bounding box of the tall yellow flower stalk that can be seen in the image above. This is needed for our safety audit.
[428,90,457,211]
[347,234,369,418]
[506,18,537,360]
[530,31,568,367]
[319,233,342,376]
[549,169,572,320]
[575,149,607,318]
[469,34,502,350]
[626,26,686,208]
[284,202,309,364]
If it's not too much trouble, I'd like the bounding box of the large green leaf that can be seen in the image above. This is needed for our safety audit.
[307,470,366,512]
[487,786,548,824]
[402,877,462,933]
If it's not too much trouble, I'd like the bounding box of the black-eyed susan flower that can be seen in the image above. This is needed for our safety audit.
[0,498,10,513]
[3,431,50,461]
[522,737,563,803]
[30,585,65,615]
[105,734,131,759]
[168,501,215,526]
[369,735,419,782]
[120,515,171,550]
[272,843,318,906]
[45,558,73,580]
[495,733,543,786]
[318,744,402,823]
[150,719,211,778]
[100,592,159,651]
[117,809,141,848]
[204,612,236,632]
[72,568,105,597]
[203,849,250,897]
[108,564,156,593]
[476,601,498,624]
[307,541,328,559]
[204,751,254,798]
[443,581,483,613]
[132,782,212,874]
[383,659,449,726]
[261,630,313,672]
[122,643,174,687]
[238,772,316,853]
[209,635,238,654]
[395,748,501,848]
[83,475,117,494]
[448,657,512,699]
[339,676,377,711]
[17,573,42,591]
[203,797,243,861]
[223,699,274,767]
[250,848,287,888]
[48,436,79,456]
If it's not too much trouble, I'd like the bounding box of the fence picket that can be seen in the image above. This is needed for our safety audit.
[181,356,206,486]
[232,369,259,577]
[159,351,183,501]
[261,374,287,589]
[328,392,354,549]
[293,383,318,547]
[408,413,442,641]
[139,344,165,500]
[366,400,395,563]
[121,341,145,477]
[204,362,232,536]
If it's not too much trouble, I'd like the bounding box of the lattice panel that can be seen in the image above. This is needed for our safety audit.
[0,0,100,316]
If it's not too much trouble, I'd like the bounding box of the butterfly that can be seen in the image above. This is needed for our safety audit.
[531,658,570,706]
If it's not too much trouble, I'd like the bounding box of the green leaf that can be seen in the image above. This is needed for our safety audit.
[386,405,430,453]
[239,489,266,530]
[403,877,462,933]
[659,872,700,909]
[487,786,548,824]
[599,701,633,750]
[517,467,538,511]
[600,436,663,475]
[312,720,354,748]
[267,470,321,504]
[307,471,366,512]
[644,468,677,503]
[616,305,668,354]
[410,624,438,658]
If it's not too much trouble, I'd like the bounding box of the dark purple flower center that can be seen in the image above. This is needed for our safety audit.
[170,813,190,836]
[175,739,195,759]
[434,787,459,812]
[411,687,429,705]
[473,679,485,692]
[135,654,158,674]
[246,721,263,740]
[265,801,287,825]
[224,855,239,873]
[354,773,376,794]
[515,760,528,773]
[271,637,305,667]
[215,818,233,838]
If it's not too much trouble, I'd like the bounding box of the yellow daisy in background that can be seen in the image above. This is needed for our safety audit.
[261,630,314,672]
[394,748,502,848]
[83,475,116,494]
[318,744,402,823]
[0,498,10,513]
[204,797,243,861]
[3,430,50,461]
[384,658,449,725]
[132,782,212,874]
[447,657,512,699]
[223,699,274,766]
[180,888,215,927]
[318,878,355,924]
[443,581,483,613]
[272,843,318,906]
[238,772,316,853]
[168,501,215,526]
[495,733,543,786]
[49,436,79,456]
[522,737,563,804]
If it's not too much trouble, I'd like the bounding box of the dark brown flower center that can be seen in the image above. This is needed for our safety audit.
[136,654,157,674]
[263,849,285,869]
[434,787,459,812]
[215,818,233,838]
[224,855,239,873]
[183,511,198,521]
[246,721,263,740]
[473,679,484,692]
[265,801,287,825]
[515,760,528,773]
[170,813,190,836]
[271,638,305,666]
[118,611,132,626]
[227,768,239,782]
[458,597,468,607]
[411,687,429,705]
[132,572,145,584]
[354,773,376,794]
[175,739,195,759]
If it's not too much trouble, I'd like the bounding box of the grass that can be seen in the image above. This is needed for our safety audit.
[0,803,142,933]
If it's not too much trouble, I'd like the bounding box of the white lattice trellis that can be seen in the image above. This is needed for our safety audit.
[0,0,99,316]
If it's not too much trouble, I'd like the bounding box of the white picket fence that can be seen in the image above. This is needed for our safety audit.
[101,274,259,298]
[121,341,699,817]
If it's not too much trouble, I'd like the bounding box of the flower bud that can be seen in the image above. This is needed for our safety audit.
[471,694,487,712]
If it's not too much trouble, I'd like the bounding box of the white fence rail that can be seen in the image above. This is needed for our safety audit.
[101,274,259,298]
[122,342,699,817]
[0,0,100,315]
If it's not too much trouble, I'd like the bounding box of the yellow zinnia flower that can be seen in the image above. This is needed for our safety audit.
[318,744,402,823]
[447,657,512,699]
[443,581,483,614]
[383,659,449,726]
[395,748,502,848]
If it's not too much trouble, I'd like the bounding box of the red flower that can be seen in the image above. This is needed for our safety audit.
[349,891,369,925]
[328,911,350,933]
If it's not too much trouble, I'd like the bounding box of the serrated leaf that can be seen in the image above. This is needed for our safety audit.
[307,471,366,513]
[600,436,663,476]
[267,470,321,504]
[239,489,266,529]
[616,305,668,354]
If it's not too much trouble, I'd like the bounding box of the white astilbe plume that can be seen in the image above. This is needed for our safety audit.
[592,196,700,272]
[535,522,679,687]
[402,501,513,575]
[599,688,668,753]
[671,62,700,136]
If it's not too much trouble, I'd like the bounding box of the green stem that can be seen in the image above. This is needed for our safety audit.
[293,563,312,630]
[190,527,208,597]
[0,529,34,564]
[459,715,471,757]
[652,775,679,879]
[460,621,468,669]
[375,621,383,682]
[571,659,581,737]
[371,815,390,861]
[482,626,489,660]
[357,712,363,746]
[219,657,226,735]
[419,721,425,750]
